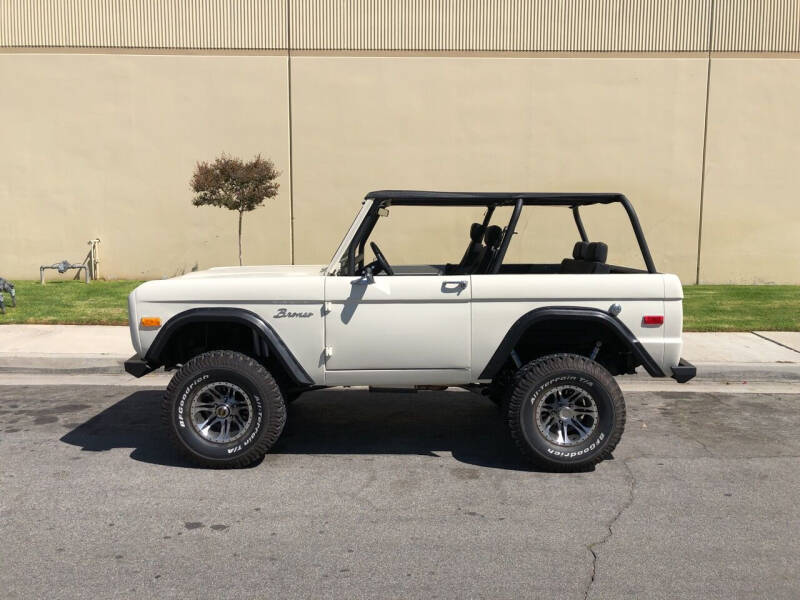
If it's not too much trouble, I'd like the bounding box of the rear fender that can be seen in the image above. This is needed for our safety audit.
[479,306,665,379]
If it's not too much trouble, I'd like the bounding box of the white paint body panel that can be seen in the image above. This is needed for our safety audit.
[324,274,471,384]
[471,273,673,379]
[131,265,328,385]
[128,205,688,386]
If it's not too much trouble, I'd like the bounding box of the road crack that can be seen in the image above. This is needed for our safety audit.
[584,460,636,600]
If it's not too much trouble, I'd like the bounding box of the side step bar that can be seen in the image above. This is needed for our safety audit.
[671,358,696,383]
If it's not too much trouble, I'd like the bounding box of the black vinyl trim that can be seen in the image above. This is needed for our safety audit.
[144,307,313,385]
[478,306,666,379]
[366,190,626,205]
[671,358,696,383]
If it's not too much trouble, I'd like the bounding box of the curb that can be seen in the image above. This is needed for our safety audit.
[0,354,797,382]
[0,354,128,375]
[693,362,800,383]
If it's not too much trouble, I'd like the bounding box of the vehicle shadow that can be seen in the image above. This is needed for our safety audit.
[61,389,588,472]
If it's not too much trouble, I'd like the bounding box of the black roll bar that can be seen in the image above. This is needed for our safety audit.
[572,206,588,242]
[572,196,657,274]
[491,198,523,274]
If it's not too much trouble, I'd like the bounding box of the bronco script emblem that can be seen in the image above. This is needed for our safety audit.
[273,307,313,319]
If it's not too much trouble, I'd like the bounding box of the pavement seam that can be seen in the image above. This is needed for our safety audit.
[584,459,636,600]
[750,331,800,356]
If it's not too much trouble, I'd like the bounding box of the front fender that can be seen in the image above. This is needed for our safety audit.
[141,307,313,385]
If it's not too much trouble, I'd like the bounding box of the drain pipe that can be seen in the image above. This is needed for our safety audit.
[88,238,100,280]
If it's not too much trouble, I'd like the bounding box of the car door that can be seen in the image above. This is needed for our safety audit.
[323,274,472,385]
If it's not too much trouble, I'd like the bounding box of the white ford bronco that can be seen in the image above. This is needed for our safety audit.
[125,191,695,471]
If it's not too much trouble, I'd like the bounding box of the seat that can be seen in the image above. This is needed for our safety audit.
[473,225,503,274]
[451,222,486,274]
[560,241,589,273]
[560,241,610,274]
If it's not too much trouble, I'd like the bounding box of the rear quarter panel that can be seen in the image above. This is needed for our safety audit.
[471,273,675,378]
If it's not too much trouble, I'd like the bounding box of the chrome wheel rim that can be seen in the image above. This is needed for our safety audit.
[535,385,599,446]
[190,382,253,444]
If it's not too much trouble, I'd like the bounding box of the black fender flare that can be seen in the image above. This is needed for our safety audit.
[143,307,313,385]
[478,306,665,379]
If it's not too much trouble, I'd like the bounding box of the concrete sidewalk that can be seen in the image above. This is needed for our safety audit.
[0,324,798,381]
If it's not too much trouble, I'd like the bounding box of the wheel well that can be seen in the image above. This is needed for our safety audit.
[155,321,296,388]
[503,318,639,377]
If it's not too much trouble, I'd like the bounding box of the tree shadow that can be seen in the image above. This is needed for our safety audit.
[61,389,587,472]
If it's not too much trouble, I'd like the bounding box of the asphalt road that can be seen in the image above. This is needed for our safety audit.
[1,381,799,599]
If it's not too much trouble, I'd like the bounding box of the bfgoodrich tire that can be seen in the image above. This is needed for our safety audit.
[506,354,625,472]
[163,350,286,468]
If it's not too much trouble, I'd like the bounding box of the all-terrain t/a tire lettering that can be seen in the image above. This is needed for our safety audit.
[163,350,286,468]
[506,353,626,472]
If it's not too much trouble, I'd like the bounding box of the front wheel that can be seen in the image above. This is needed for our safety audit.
[506,354,625,472]
[162,350,286,468]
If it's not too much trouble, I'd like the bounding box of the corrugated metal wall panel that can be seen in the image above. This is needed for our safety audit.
[288,0,711,52]
[1,0,799,52]
[0,0,287,48]
[712,0,800,51]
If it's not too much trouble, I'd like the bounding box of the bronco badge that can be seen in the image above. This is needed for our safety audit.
[273,307,313,319]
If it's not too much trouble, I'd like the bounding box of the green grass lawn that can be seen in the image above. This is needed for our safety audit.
[0,280,143,325]
[682,285,800,332]
[0,280,797,331]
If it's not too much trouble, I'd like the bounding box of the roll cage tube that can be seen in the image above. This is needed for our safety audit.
[481,205,496,229]
[343,192,656,275]
[346,208,381,275]
[490,197,523,274]
[572,198,657,274]
[572,206,589,242]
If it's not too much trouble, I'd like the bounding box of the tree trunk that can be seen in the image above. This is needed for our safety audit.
[238,210,243,266]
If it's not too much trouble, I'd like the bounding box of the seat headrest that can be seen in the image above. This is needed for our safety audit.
[572,241,589,259]
[586,242,608,263]
[470,222,486,243]
[484,225,503,247]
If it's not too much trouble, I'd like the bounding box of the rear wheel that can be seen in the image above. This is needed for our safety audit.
[506,354,625,471]
[163,350,286,468]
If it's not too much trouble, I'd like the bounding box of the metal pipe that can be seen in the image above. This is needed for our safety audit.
[572,206,589,242]
[491,198,523,274]
[619,195,657,273]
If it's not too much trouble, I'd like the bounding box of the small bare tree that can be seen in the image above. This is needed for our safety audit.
[191,154,280,265]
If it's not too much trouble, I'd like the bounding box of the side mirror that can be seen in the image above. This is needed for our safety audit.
[354,266,374,285]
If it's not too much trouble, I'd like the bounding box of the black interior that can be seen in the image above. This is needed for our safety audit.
[560,241,610,274]
[450,222,486,274]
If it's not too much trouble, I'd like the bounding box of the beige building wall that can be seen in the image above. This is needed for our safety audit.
[1,0,800,283]
[700,57,800,284]
[0,53,292,279]
[291,56,707,282]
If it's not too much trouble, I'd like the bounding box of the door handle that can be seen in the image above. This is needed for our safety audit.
[442,280,468,293]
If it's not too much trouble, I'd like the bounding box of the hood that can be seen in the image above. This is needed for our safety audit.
[176,265,327,280]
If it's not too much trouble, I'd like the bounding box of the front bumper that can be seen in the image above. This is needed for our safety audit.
[124,355,155,378]
[671,358,696,383]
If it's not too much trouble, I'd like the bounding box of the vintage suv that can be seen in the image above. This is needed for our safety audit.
[125,191,695,471]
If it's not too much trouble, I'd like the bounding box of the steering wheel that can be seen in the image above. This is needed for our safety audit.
[369,242,395,276]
